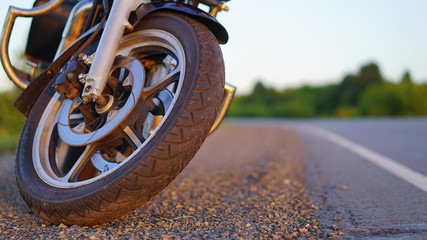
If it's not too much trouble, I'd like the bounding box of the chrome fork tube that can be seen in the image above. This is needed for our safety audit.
[0,0,65,90]
[81,0,149,103]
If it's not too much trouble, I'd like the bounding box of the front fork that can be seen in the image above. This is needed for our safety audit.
[80,0,148,104]
[1,0,235,133]
[0,0,146,97]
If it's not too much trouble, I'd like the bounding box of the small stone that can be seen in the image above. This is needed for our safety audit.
[333,216,342,221]
[331,225,339,231]
[248,185,257,192]
[340,185,348,190]
[299,228,308,233]
[58,223,68,229]
[59,231,66,239]
[156,221,165,226]
[162,235,173,240]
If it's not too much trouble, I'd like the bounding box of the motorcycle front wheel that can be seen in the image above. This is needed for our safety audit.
[16,12,224,225]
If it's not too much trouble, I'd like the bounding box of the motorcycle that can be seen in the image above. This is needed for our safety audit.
[0,0,235,225]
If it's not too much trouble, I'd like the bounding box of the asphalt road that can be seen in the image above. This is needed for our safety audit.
[234,118,427,239]
[298,118,427,239]
[1,118,426,239]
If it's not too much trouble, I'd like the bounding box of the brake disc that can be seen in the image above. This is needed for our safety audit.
[57,56,145,146]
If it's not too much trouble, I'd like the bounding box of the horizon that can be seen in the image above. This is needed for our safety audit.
[237,61,422,96]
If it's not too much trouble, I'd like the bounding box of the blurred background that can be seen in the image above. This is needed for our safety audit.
[1,0,427,152]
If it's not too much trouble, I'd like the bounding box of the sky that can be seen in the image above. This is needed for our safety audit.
[1,0,427,94]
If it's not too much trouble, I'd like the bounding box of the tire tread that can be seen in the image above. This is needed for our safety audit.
[18,12,225,225]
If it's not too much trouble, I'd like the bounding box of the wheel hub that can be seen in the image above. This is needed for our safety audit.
[57,57,145,146]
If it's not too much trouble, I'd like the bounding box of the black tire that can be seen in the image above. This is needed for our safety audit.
[16,12,224,225]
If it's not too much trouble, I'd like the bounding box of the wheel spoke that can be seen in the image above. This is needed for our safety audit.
[72,122,86,134]
[32,29,187,188]
[69,113,84,120]
[59,144,97,182]
[119,98,152,150]
[143,69,180,97]
[123,125,144,149]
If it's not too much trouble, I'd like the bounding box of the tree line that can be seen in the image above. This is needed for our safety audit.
[227,63,427,118]
[0,62,426,151]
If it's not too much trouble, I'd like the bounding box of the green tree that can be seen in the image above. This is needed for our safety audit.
[359,83,403,116]
[335,74,361,106]
[335,62,383,108]
[358,63,383,85]
[251,81,268,101]
[226,63,427,119]
[400,71,412,85]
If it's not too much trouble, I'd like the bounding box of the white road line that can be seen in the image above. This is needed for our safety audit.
[298,124,427,193]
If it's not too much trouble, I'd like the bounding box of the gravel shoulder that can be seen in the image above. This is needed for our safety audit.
[0,125,331,239]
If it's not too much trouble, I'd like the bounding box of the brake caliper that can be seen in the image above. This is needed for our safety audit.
[53,55,88,99]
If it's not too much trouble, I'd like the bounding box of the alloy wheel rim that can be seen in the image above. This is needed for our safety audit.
[33,30,186,188]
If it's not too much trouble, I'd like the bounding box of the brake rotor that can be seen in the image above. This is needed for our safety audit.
[57,56,145,146]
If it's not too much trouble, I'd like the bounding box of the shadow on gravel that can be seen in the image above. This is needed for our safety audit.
[0,126,331,239]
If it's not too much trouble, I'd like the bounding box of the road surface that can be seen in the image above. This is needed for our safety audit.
[295,118,427,239]
[0,124,324,239]
[234,118,427,239]
[0,118,426,239]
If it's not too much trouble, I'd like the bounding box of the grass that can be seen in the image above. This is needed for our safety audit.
[0,134,19,154]
[0,89,25,154]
